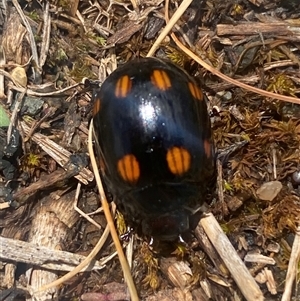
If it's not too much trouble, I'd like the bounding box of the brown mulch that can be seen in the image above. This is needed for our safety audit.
[0,0,300,300]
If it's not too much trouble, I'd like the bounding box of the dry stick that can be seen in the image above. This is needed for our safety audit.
[0,46,6,99]
[216,160,228,216]
[7,89,26,143]
[39,1,51,68]
[9,82,81,97]
[201,214,264,301]
[217,22,300,37]
[281,226,300,301]
[26,190,80,300]
[172,31,300,105]
[69,0,80,17]
[0,202,10,210]
[20,122,93,185]
[11,0,40,71]
[34,184,111,294]
[129,0,138,11]
[146,0,300,105]
[89,122,139,301]
[0,236,106,272]
[74,184,103,230]
[147,0,193,58]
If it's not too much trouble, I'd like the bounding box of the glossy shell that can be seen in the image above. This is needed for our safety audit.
[92,57,215,241]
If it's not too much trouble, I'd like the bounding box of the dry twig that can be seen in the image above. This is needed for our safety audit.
[0,236,106,272]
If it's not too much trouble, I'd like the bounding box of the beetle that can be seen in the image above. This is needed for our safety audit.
[92,57,215,241]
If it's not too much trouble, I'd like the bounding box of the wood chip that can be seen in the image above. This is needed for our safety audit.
[244,253,276,265]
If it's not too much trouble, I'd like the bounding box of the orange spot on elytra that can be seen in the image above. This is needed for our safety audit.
[188,82,203,101]
[204,140,212,159]
[115,75,132,98]
[151,69,171,91]
[117,154,140,183]
[93,98,101,117]
[166,146,191,176]
[99,156,106,173]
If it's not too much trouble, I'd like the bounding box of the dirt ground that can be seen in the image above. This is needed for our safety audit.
[0,0,300,300]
